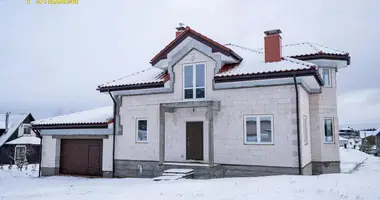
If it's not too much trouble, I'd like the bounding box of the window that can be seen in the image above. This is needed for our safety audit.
[183,63,205,100]
[322,68,331,87]
[24,125,32,135]
[14,145,26,162]
[244,115,273,144]
[324,118,334,143]
[303,115,308,145]
[136,119,148,142]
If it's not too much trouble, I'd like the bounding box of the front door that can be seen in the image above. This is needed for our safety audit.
[186,122,203,161]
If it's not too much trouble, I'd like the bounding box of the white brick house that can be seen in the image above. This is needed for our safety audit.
[39,26,351,178]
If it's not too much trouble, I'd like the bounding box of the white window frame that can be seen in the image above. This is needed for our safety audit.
[135,118,148,143]
[323,118,334,144]
[183,62,206,100]
[14,145,27,162]
[243,115,274,144]
[320,68,331,87]
[303,115,308,145]
[23,124,32,135]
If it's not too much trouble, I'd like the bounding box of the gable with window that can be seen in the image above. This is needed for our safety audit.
[244,115,273,144]
[183,63,205,100]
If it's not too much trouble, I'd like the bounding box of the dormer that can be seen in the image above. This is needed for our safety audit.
[150,25,243,73]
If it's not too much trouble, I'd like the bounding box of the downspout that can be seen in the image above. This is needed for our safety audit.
[108,91,117,178]
[293,74,302,175]
[36,129,42,177]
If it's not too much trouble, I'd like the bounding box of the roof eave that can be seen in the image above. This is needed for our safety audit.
[215,68,324,86]
[32,123,109,130]
[291,53,351,65]
[97,82,165,92]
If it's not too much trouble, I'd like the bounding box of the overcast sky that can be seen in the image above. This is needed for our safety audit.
[0,0,379,128]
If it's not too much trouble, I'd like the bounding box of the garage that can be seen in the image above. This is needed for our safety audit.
[60,139,103,176]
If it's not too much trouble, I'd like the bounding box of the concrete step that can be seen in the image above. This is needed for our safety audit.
[153,168,194,181]
[164,168,194,175]
[153,174,185,181]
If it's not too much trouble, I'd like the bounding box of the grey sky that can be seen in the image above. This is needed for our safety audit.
[0,0,379,127]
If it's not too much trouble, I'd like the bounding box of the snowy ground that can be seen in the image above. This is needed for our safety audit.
[340,148,368,173]
[0,149,378,200]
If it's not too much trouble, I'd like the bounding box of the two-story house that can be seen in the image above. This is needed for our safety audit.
[38,26,350,178]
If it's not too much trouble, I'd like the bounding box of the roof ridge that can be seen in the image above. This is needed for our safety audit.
[225,43,263,54]
[308,42,347,54]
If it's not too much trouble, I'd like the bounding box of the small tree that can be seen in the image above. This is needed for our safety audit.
[360,138,373,154]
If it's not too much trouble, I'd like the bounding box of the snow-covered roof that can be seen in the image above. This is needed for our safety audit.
[0,121,5,129]
[0,113,30,147]
[98,67,167,90]
[6,136,41,145]
[339,136,349,141]
[256,42,349,57]
[340,127,354,131]
[360,129,380,138]
[32,106,113,126]
[216,44,317,77]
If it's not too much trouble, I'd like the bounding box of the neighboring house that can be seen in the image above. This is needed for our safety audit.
[0,113,40,165]
[32,106,114,177]
[40,26,351,178]
[339,136,361,149]
[339,136,348,147]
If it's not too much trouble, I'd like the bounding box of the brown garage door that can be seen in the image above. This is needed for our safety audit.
[60,139,102,176]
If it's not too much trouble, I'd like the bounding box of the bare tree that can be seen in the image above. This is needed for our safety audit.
[8,146,37,171]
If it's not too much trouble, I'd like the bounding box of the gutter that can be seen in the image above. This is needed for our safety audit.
[108,91,117,178]
[293,74,302,175]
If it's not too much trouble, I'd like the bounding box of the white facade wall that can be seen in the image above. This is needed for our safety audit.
[309,67,340,162]
[299,86,312,167]
[41,135,60,168]
[118,49,305,167]
[102,135,113,171]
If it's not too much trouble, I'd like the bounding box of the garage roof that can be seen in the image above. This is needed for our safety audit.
[32,106,113,126]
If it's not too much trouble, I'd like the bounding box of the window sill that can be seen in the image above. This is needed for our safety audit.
[244,142,274,145]
[135,141,148,144]
[324,142,335,144]
[182,98,206,102]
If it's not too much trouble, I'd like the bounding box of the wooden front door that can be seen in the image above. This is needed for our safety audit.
[186,122,204,161]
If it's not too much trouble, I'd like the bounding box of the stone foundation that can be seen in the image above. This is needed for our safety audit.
[114,160,314,178]
[312,161,340,175]
[222,162,312,177]
[41,167,59,176]
[114,160,159,178]
[41,167,115,178]
[102,171,113,178]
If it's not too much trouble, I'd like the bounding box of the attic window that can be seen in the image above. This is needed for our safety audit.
[22,124,32,135]
[183,63,205,100]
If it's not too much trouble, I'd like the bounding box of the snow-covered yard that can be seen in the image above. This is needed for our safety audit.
[0,149,378,200]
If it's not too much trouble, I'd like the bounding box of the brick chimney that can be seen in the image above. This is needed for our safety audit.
[175,25,186,37]
[264,29,282,62]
